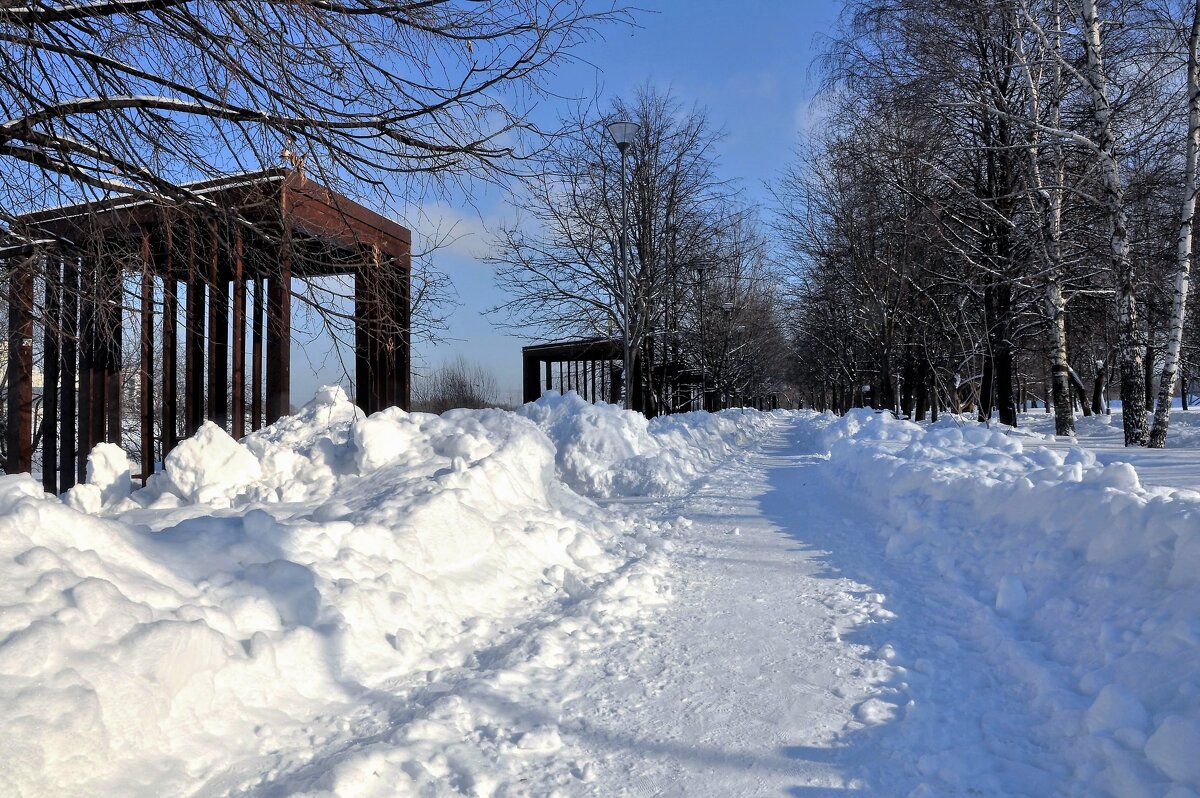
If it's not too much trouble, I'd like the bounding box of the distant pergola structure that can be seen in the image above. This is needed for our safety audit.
[521,337,629,407]
[521,335,698,414]
[521,335,780,415]
[5,168,411,492]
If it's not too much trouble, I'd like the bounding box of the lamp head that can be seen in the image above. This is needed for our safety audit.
[606,120,640,152]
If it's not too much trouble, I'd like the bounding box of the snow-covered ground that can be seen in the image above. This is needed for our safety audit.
[1015,407,1200,491]
[3,394,1199,796]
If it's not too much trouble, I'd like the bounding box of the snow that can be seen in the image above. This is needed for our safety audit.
[3,393,1200,796]
[817,408,1200,794]
[0,388,773,797]
[62,442,132,513]
[515,390,778,497]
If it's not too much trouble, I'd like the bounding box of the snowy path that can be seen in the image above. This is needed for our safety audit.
[192,415,1122,796]
[548,416,1077,796]
[554,419,890,795]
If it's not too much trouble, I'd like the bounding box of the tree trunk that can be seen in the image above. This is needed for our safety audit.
[1069,367,1094,417]
[901,347,916,418]
[1144,339,1155,409]
[993,283,1018,427]
[915,356,929,421]
[978,355,994,422]
[1150,3,1200,447]
[1092,362,1107,416]
[1017,0,1074,434]
[1048,286,1075,435]
[1082,0,1147,445]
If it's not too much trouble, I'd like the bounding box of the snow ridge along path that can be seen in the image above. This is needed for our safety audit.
[0,392,778,797]
[6,399,1199,796]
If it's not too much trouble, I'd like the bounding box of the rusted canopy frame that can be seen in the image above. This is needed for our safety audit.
[6,169,412,488]
[521,337,623,405]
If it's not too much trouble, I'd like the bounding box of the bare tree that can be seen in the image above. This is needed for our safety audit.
[780,0,1193,448]
[489,87,787,413]
[1080,0,1147,444]
[0,0,628,345]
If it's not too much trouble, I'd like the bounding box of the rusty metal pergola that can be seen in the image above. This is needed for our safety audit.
[5,168,411,491]
[521,335,781,415]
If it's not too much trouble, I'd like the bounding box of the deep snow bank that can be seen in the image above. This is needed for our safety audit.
[516,391,779,497]
[819,410,1200,794]
[0,389,768,796]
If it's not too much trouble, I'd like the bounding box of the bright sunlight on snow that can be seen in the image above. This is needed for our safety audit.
[3,395,1200,796]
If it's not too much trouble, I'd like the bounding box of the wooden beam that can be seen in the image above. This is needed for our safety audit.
[76,256,94,482]
[60,256,78,491]
[389,259,405,409]
[103,253,121,446]
[231,229,246,439]
[161,227,178,455]
[372,246,391,412]
[266,233,292,423]
[379,247,399,411]
[399,253,411,411]
[522,353,542,403]
[140,230,154,482]
[184,234,205,436]
[354,255,372,415]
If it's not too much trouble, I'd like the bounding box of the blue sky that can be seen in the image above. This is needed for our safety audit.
[292,1,842,404]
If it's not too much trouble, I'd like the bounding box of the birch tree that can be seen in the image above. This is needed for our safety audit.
[1149,0,1200,448]
[1014,0,1076,435]
[1080,0,1147,445]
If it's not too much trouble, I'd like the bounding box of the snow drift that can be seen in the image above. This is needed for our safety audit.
[817,409,1200,795]
[516,391,779,497]
[0,389,773,797]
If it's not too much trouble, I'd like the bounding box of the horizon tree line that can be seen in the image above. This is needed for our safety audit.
[776,0,1200,447]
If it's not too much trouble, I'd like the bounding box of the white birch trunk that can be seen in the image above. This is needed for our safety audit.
[1017,0,1076,436]
[1149,1,1200,448]
[1082,0,1147,445]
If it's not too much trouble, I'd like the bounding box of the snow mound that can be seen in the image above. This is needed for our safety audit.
[817,408,1200,794]
[0,388,711,796]
[516,391,779,497]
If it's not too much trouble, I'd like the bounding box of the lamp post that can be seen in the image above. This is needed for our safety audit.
[607,119,640,410]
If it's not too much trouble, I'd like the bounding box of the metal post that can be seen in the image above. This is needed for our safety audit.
[619,144,632,410]
[140,231,155,482]
[60,256,77,490]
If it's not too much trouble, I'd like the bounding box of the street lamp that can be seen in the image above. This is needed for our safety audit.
[607,119,639,409]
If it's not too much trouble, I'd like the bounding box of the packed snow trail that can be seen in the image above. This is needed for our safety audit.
[548,415,894,794]
[546,413,1079,796]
